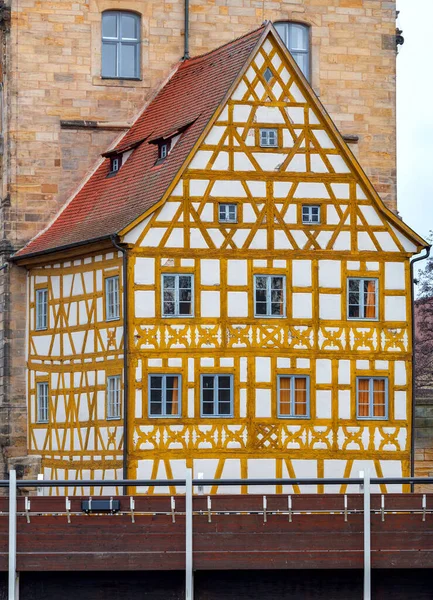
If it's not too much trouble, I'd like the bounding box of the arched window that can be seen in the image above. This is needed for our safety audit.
[102,11,141,79]
[274,22,310,81]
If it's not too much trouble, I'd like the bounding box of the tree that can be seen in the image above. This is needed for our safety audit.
[414,232,433,389]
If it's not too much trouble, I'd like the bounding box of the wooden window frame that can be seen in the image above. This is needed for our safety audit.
[302,204,321,225]
[219,203,238,224]
[200,374,234,418]
[356,377,388,420]
[162,273,194,318]
[105,274,121,322]
[36,381,49,424]
[259,128,278,148]
[148,374,182,418]
[35,287,48,331]
[277,375,310,419]
[106,374,122,420]
[254,274,286,318]
[347,277,379,321]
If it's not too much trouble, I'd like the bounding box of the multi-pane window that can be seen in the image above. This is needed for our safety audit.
[274,22,310,80]
[260,128,278,147]
[357,377,388,419]
[254,275,285,317]
[149,375,181,417]
[102,11,141,79]
[302,205,320,224]
[107,375,121,420]
[105,275,120,321]
[219,203,237,223]
[201,375,233,417]
[35,288,48,330]
[278,376,310,418]
[37,382,49,423]
[348,278,378,320]
[162,274,194,317]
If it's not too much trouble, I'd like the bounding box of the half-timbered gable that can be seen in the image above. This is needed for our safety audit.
[16,24,427,493]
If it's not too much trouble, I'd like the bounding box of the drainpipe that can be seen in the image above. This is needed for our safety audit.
[410,245,431,489]
[111,235,129,493]
[183,0,190,60]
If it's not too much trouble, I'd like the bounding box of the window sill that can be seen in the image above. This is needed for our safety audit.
[92,76,149,88]
[200,415,234,419]
[107,416,122,421]
[254,314,286,319]
[106,316,121,323]
[277,415,311,420]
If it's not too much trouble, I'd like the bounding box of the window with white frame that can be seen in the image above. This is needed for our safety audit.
[105,275,120,321]
[37,382,49,423]
[201,375,233,417]
[254,275,285,317]
[102,11,141,79]
[35,288,48,330]
[219,203,237,223]
[110,155,122,173]
[357,377,388,419]
[274,22,310,80]
[107,375,121,419]
[260,128,278,148]
[149,375,181,417]
[302,204,320,224]
[162,274,193,317]
[278,375,310,418]
[347,278,378,320]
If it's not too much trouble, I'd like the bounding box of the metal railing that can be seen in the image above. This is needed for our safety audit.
[5,470,433,600]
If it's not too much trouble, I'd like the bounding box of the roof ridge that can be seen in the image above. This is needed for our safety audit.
[181,23,266,65]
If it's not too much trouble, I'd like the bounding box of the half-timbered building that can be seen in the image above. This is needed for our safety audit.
[14,23,427,493]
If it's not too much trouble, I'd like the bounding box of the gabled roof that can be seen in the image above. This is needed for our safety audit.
[15,25,266,258]
[15,22,427,260]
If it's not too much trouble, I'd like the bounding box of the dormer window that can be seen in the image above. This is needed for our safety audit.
[159,141,170,160]
[110,155,121,173]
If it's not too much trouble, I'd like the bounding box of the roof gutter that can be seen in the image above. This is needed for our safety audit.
[110,234,130,495]
[410,245,431,490]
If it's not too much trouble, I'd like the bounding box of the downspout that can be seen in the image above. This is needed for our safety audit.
[183,0,190,60]
[410,245,431,489]
[110,235,129,493]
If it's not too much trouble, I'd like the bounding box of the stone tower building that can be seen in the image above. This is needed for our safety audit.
[0,0,400,477]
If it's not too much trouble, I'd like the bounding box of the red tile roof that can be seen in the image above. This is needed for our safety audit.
[16,26,265,258]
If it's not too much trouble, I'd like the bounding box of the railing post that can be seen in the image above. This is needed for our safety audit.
[8,469,18,600]
[185,469,194,600]
[363,469,371,600]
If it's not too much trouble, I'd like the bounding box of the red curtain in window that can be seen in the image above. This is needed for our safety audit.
[373,379,386,417]
[358,379,370,417]
[365,280,376,319]
[279,377,291,415]
[294,377,307,416]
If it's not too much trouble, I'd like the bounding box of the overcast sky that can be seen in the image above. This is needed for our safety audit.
[397,1,432,243]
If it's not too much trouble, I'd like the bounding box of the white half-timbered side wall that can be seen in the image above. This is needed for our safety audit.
[27,250,124,493]
[123,32,419,493]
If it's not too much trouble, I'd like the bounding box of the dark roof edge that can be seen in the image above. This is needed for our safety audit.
[12,235,114,264]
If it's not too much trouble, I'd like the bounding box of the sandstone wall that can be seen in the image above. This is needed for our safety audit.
[0,0,398,476]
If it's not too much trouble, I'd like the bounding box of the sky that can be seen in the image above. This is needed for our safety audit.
[397,1,433,243]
